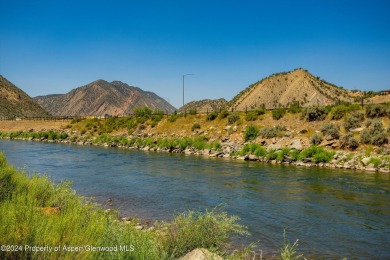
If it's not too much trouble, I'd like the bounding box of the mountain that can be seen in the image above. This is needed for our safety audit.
[0,75,50,118]
[34,80,176,116]
[178,98,227,114]
[228,68,362,110]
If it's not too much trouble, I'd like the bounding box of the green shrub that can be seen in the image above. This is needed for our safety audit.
[368,157,382,168]
[156,209,248,259]
[59,132,68,140]
[344,114,361,131]
[218,109,229,119]
[245,111,258,121]
[360,119,388,146]
[237,143,266,156]
[227,112,240,124]
[168,114,181,122]
[299,146,334,163]
[206,112,218,121]
[253,145,267,157]
[320,123,340,140]
[208,141,221,150]
[192,136,208,150]
[277,147,291,161]
[330,105,349,120]
[244,125,259,141]
[310,133,323,145]
[360,129,371,144]
[134,107,153,118]
[191,123,201,132]
[267,150,278,160]
[272,108,286,120]
[300,106,327,121]
[372,119,385,132]
[290,150,301,161]
[340,134,359,150]
[254,107,266,115]
[259,126,286,139]
[371,132,388,146]
[288,101,301,114]
[151,112,164,125]
[365,104,390,118]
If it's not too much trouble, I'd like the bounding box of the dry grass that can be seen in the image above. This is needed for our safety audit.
[0,120,68,132]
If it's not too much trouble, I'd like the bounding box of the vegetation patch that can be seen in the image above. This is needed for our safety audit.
[365,104,390,118]
[259,126,286,139]
[320,123,340,140]
[244,125,259,141]
[360,120,388,146]
[272,108,286,120]
[227,112,240,124]
[301,106,328,121]
[299,146,334,163]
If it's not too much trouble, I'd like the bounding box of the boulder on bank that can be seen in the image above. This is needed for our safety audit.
[290,139,303,150]
[180,248,223,260]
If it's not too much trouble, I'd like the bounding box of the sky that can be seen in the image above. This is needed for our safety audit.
[0,0,389,108]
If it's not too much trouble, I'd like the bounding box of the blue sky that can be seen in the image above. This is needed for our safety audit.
[1,0,389,108]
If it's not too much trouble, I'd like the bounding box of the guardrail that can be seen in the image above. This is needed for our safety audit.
[0,116,88,121]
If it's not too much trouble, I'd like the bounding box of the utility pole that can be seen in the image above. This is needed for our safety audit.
[182,74,193,107]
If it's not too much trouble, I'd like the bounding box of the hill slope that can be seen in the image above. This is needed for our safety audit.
[0,76,50,118]
[178,98,227,114]
[34,80,176,116]
[229,68,361,110]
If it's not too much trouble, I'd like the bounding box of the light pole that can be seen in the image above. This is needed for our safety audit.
[182,74,193,107]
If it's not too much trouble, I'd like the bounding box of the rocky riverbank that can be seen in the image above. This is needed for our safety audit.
[1,129,389,174]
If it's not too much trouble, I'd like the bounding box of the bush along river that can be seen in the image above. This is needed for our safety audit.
[1,139,389,258]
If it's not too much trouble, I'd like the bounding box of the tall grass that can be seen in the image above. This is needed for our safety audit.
[155,208,249,259]
[279,230,303,260]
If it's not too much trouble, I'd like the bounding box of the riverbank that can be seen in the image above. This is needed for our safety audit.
[0,151,258,259]
[1,129,389,174]
[1,105,390,174]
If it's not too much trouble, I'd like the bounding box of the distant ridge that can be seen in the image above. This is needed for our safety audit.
[228,68,362,110]
[0,75,50,118]
[178,98,227,113]
[34,80,176,116]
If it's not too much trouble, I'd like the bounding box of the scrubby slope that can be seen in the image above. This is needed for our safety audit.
[179,98,227,113]
[0,76,50,118]
[229,68,361,110]
[34,80,176,116]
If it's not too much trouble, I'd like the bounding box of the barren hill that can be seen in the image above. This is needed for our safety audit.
[178,98,227,114]
[229,68,361,110]
[0,75,50,118]
[34,80,176,116]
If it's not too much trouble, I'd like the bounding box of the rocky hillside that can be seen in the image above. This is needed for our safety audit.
[178,98,227,114]
[34,80,176,116]
[229,68,362,110]
[0,75,50,118]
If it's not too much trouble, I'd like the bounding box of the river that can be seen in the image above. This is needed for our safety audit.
[1,139,389,258]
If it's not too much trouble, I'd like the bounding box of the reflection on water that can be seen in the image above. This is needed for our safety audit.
[1,139,389,258]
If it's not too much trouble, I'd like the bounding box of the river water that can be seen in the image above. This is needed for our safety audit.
[1,140,389,258]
